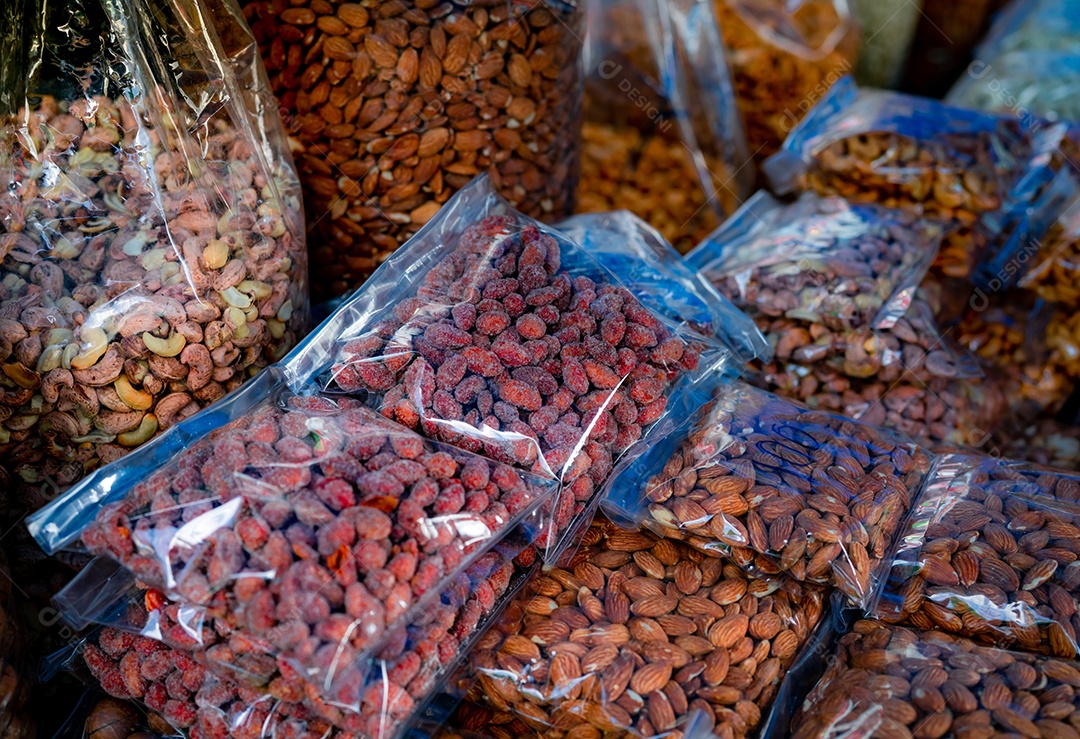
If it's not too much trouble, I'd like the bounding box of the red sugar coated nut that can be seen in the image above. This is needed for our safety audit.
[331,218,704,538]
[81,394,553,725]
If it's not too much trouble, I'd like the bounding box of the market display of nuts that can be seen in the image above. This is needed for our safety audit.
[86,546,523,738]
[794,619,1080,739]
[576,121,720,254]
[715,0,859,161]
[79,391,552,719]
[330,212,708,542]
[244,0,584,300]
[642,382,931,605]
[0,96,307,512]
[877,454,1080,658]
[467,516,826,739]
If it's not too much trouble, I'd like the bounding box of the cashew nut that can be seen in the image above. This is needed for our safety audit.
[117,413,158,446]
[72,345,124,386]
[142,331,186,357]
[202,240,230,270]
[70,327,109,369]
[220,286,253,310]
[3,362,41,389]
[114,375,153,410]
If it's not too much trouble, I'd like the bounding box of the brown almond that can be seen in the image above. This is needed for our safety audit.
[629,661,673,696]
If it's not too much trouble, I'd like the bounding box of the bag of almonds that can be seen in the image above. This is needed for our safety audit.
[242,0,585,302]
[793,618,1080,739]
[874,453,1080,659]
[555,210,770,364]
[686,191,1003,446]
[64,530,538,738]
[462,514,827,739]
[714,0,859,163]
[605,380,934,607]
[0,0,308,514]
[763,76,1071,282]
[576,0,752,250]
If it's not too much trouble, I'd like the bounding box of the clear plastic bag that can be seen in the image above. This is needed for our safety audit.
[0,0,308,513]
[793,618,1080,739]
[975,0,1080,59]
[577,0,751,246]
[714,0,859,161]
[555,210,770,364]
[242,0,585,301]
[948,51,1080,125]
[606,380,933,606]
[74,538,535,739]
[875,453,1080,658]
[1017,193,1080,306]
[463,514,827,739]
[765,77,1080,284]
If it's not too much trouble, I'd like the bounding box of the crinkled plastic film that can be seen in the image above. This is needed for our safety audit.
[793,619,1080,739]
[555,210,770,364]
[463,514,827,739]
[1018,195,1080,307]
[73,531,538,739]
[714,0,859,160]
[875,453,1080,658]
[243,0,585,302]
[579,0,752,241]
[0,0,308,513]
[606,380,933,606]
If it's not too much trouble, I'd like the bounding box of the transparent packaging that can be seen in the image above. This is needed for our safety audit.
[464,514,826,739]
[242,0,585,301]
[605,380,933,607]
[714,0,859,161]
[793,619,1080,739]
[876,453,1080,658]
[0,0,308,512]
[948,51,1080,125]
[975,0,1080,59]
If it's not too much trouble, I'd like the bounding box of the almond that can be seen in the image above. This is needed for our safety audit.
[629,661,672,696]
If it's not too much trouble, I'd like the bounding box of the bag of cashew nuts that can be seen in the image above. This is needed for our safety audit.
[577,0,752,249]
[242,0,585,302]
[65,530,539,738]
[874,453,1080,659]
[714,0,859,162]
[792,618,1080,739]
[555,210,770,364]
[461,513,828,739]
[605,380,934,607]
[1016,191,1080,307]
[0,0,308,514]
[290,176,735,557]
[763,76,1073,281]
[685,191,1003,446]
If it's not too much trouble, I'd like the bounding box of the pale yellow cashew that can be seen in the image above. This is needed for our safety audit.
[70,327,109,369]
[114,375,154,410]
[142,332,186,357]
[117,413,158,446]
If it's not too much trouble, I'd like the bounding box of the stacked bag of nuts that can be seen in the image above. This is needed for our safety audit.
[27,176,743,738]
[0,0,309,515]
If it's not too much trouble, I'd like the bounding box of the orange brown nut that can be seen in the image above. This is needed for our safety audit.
[467,516,825,739]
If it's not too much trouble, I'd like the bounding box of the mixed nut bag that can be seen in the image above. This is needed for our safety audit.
[0,0,309,514]
[29,176,754,739]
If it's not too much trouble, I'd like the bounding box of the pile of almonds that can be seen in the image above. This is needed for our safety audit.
[0,96,306,513]
[794,619,1080,739]
[877,454,1080,658]
[244,0,584,300]
[467,516,825,739]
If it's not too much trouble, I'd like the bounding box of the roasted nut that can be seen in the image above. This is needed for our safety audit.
[642,382,931,605]
[0,96,307,511]
[794,619,1080,739]
[244,0,584,300]
[878,454,1080,658]
[468,516,825,739]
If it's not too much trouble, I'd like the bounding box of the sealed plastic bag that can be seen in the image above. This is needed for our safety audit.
[607,381,933,606]
[686,191,999,445]
[464,514,827,739]
[242,0,585,301]
[793,619,1080,739]
[577,0,751,248]
[0,0,308,512]
[764,77,1080,283]
[1017,195,1080,306]
[555,210,770,363]
[714,0,859,160]
[875,453,1080,658]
